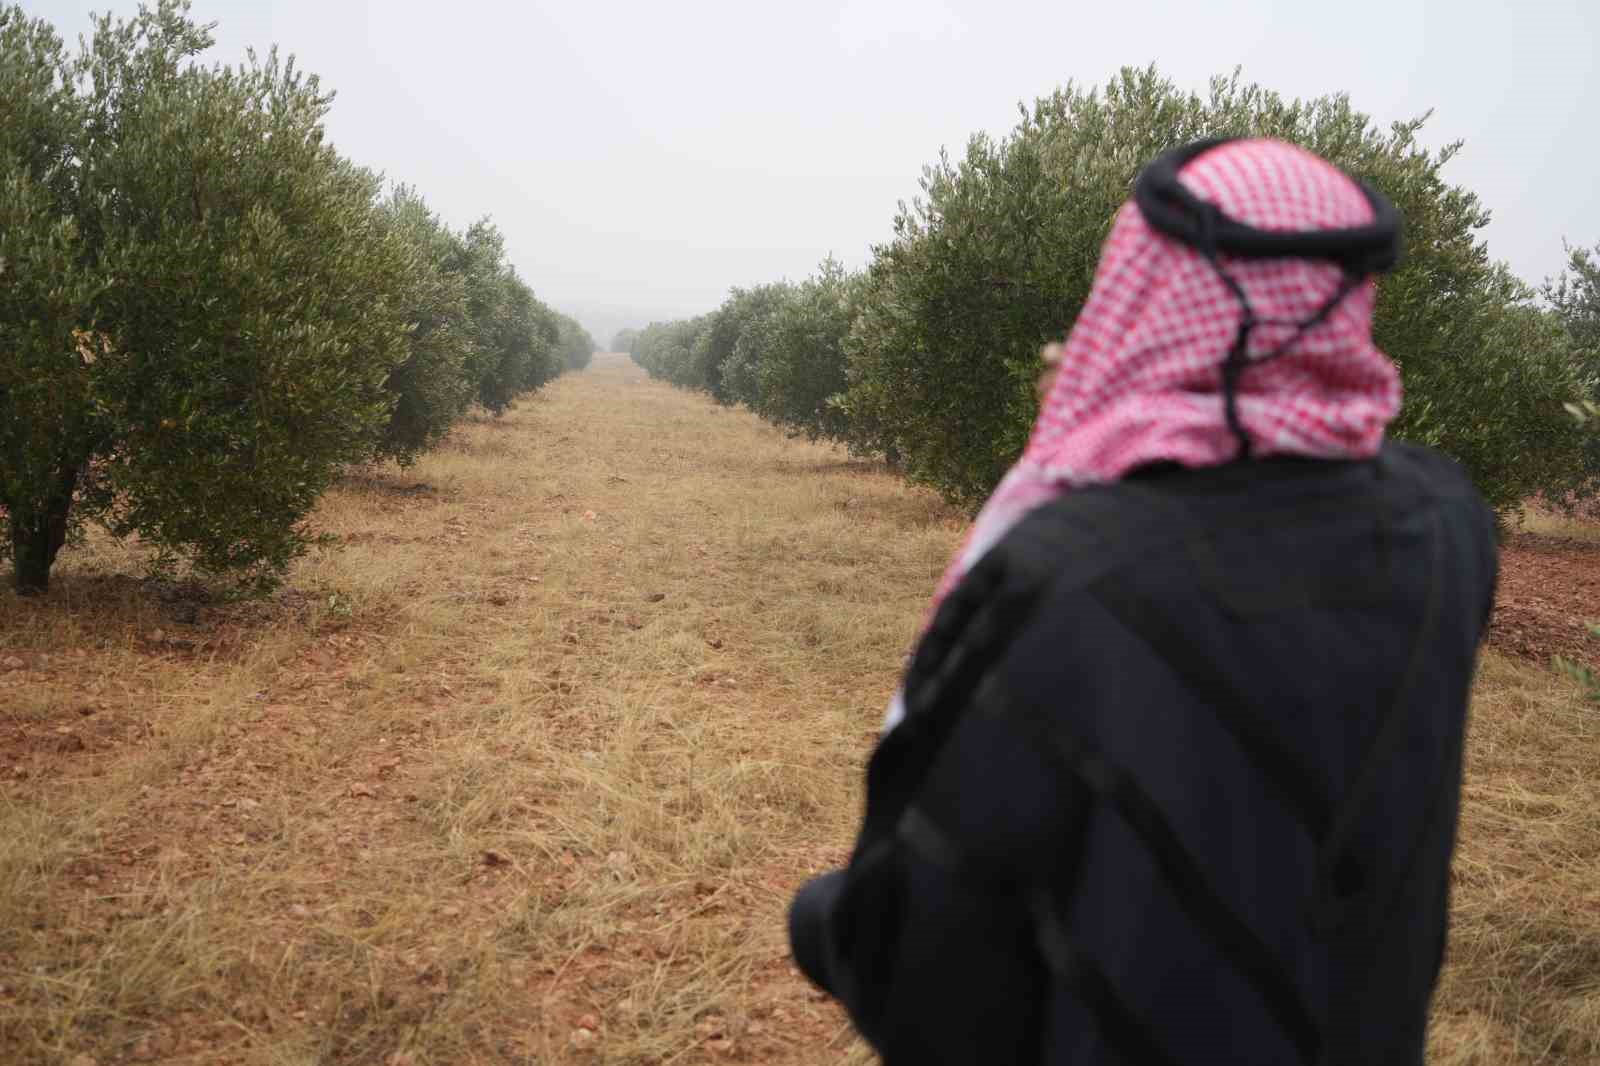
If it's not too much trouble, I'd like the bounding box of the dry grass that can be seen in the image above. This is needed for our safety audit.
[0,355,956,1065]
[1519,504,1600,544]
[1429,653,1600,1064]
[1,353,1595,1064]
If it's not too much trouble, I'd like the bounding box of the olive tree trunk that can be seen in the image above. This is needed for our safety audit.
[8,465,78,594]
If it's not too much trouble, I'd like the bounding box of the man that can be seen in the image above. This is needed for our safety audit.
[789,138,1497,1065]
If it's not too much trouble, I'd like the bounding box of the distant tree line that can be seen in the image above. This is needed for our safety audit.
[0,1,594,593]
[632,67,1599,519]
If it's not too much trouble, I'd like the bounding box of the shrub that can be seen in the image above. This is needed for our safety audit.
[445,220,563,415]
[841,67,1590,513]
[611,327,640,354]
[371,186,475,465]
[556,313,596,372]
[701,284,796,407]
[1546,241,1600,363]
[1546,240,1600,479]
[1400,271,1590,510]
[633,317,707,386]
[1,2,415,593]
[742,260,859,443]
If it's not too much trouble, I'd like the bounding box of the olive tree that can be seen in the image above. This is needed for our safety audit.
[555,314,596,372]
[2,1,415,593]
[1546,241,1600,388]
[611,327,640,354]
[633,317,707,385]
[742,259,858,442]
[697,283,796,407]
[1543,240,1600,480]
[371,186,475,465]
[842,66,1590,514]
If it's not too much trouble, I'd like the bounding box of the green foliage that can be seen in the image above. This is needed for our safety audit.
[632,317,708,387]
[0,1,567,592]
[611,327,640,354]
[1397,274,1590,509]
[1,1,415,592]
[705,284,798,407]
[555,313,595,372]
[839,66,1589,512]
[1554,624,1600,703]
[615,66,1596,520]
[371,186,475,466]
[0,6,95,592]
[1547,241,1600,364]
[451,221,545,415]
[1567,399,1600,426]
[740,260,859,443]
[1547,241,1600,477]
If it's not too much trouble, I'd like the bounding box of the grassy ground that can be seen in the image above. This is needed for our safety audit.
[1,353,1595,1064]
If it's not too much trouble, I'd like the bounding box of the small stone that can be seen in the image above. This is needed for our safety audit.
[483,850,509,867]
[575,1013,600,1031]
[2,656,24,671]
[569,1027,598,1049]
[290,903,311,918]
[150,629,165,643]
[130,1034,161,1061]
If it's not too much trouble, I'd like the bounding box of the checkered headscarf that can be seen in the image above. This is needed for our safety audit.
[886,139,1402,730]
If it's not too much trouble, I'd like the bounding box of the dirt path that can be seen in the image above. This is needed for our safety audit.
[0,354,961,1064]
[3,354,1598,1064]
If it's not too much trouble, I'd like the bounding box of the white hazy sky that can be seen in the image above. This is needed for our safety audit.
[25,0,1600,341]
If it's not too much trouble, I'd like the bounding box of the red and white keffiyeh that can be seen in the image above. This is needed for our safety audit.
[885,138,1402,731]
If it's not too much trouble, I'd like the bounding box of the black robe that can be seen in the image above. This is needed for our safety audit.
[790,441,1498,1066]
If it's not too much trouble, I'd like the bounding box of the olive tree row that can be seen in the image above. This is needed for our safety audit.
[0,2,576,593]
[630,275,861,447]
[638,67,1593,518]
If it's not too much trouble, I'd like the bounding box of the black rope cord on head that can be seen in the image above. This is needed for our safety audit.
[1134,138,1403,460]
[1205,246,1364,461]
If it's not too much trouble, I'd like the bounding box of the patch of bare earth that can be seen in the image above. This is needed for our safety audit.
[3,354,1597,1064]
[1488,525,1600,669]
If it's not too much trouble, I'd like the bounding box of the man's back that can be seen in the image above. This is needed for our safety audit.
[795,442,1497,1065]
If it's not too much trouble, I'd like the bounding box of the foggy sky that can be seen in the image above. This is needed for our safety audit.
[25,0,1600,343]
